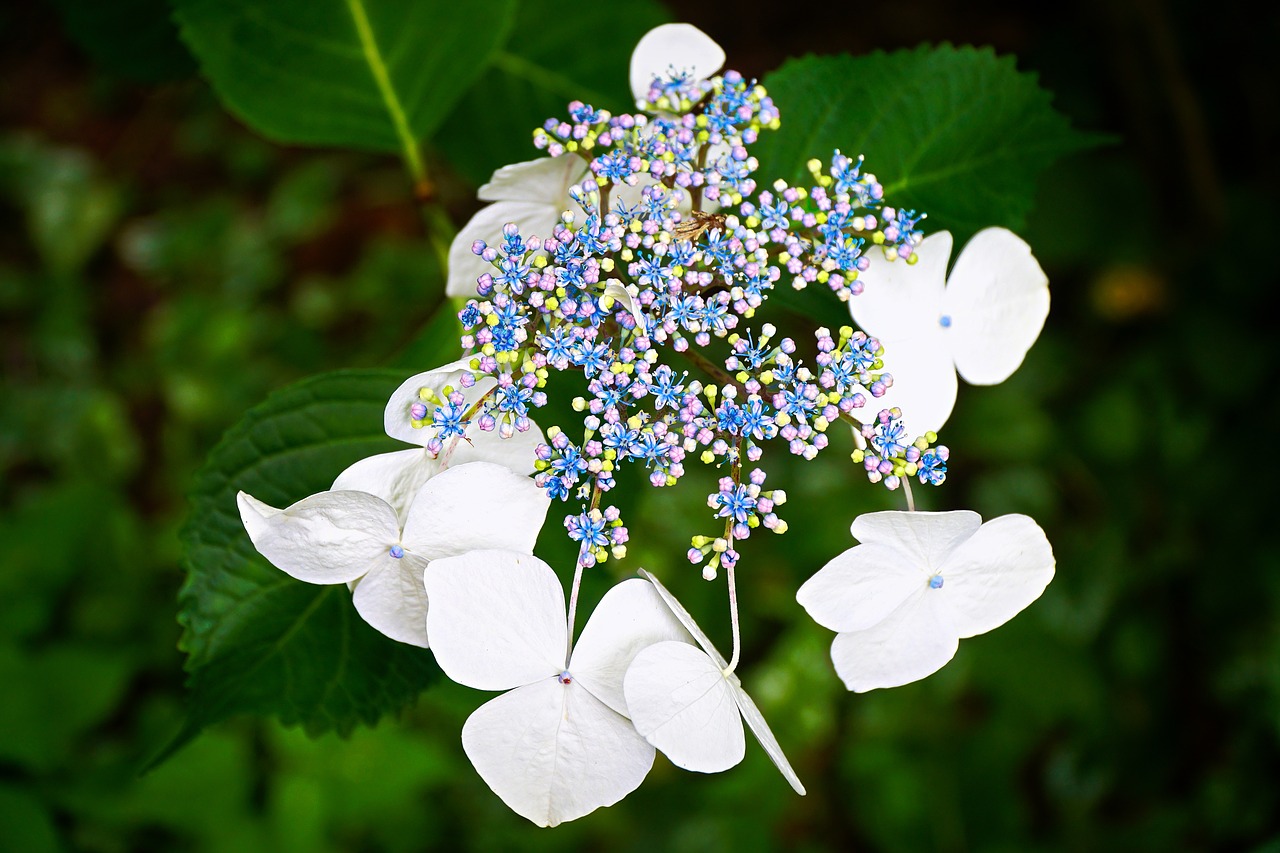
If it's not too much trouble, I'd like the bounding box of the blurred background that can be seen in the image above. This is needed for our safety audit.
[2,0,1276,850]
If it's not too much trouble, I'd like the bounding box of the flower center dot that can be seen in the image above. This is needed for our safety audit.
[389,544,404,559]
[558,671,572,685]
[928,574,944,589]
[939,314,952,328]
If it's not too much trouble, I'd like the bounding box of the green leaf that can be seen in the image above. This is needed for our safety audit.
[754,45,1108,243]
[171,0,517,173]
[160,369,437,768]
[434,0,670,185]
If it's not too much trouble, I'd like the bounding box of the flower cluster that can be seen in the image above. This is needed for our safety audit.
[439,33,943,576]
[234,22,1059,828]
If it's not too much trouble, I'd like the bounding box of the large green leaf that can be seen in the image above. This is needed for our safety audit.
[171,0,516,168]
[434,0,670,185]
[159,369,437,766]
[754,45,1107,243]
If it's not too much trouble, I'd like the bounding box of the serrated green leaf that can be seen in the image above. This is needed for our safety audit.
[434,0,670,185]
[159,369,438,768]
[172,0,516,171]
[755,45,1107,244]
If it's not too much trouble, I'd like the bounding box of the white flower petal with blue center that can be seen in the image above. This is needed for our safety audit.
[628,23,725,104]
[237,462,549,649]
[423,551,691,826]
[798,510,1055,692]
[624,569,806,793]
[849,228,1049,433]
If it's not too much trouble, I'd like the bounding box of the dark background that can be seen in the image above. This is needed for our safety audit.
[2,0,1277,850]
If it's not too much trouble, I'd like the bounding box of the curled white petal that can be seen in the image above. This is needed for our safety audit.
[634,570,805,793]
[462,677,654,827]
[629,23,726,103]
[479,155,587,205]
[236,490,397,585]
[383,358,493,447]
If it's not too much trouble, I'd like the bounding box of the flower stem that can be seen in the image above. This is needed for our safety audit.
[563,483,602,668]
[726,558,741,675]
[903,476,916,512]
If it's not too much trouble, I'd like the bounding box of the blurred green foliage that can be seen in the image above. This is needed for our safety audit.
[2,0,1277,851]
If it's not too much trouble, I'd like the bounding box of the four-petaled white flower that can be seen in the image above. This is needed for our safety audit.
[797,511,1055,692]
[628,22,725,106]
[422,550,693,827]
[335,357,544,521]
[237,462,549,647]
[850,228,1050,433]
[623,569,806,794]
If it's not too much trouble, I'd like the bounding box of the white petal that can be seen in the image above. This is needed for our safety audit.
[462,678,654,827]
[942,228,1050,385]
[603,281,648,332]
[422,550,565,690]
[570,579,695,717]
[446,201,561,298]
[624,641,745,774]
[730,678,807,795]
[636,569,727,669]
[478,155,585,205]
[829,589,959,692]
[383,359,494,447]
[851,510,981,573]
[869,327,958,434]
[236,490,397,584]
[849,231,953,346]
[331,448,439,523]
[796,542,925,633]
[938,514,1055,638]
[350,553,430,647]
[629,23,726,102]
[440,417,545,477]
[400,461,548,561]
